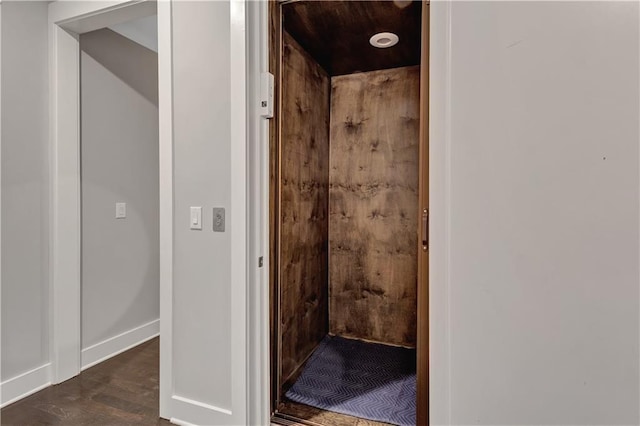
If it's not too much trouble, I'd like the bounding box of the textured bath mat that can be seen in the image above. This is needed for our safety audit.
[285,335,416,426]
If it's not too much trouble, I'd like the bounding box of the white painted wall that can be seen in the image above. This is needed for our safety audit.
[430,2,639,424]
[110,15,157,53]
[80,28,159,356]
[171,0,233,412]
[1,0,50,383]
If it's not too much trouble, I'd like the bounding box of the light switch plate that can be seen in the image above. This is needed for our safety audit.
[190,206,202,230]
[213,208,225,232]
[116,202,126,219]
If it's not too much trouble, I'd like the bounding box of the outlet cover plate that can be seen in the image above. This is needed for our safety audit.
[213,207,225,232]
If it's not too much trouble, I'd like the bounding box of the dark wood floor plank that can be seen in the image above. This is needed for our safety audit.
[277,400,391,426]
[1,338,170,426]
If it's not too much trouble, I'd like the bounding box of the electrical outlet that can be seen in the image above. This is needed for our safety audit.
[213,208,225,232]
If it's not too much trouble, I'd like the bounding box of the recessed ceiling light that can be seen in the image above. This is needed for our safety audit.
[393,0,413,8]
[369,32,399,49]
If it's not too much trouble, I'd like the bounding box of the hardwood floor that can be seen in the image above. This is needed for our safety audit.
[275,400,390,426]
[1,338,170,426]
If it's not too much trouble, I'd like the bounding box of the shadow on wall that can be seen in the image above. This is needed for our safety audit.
[80,28,158,106]
[81,182,160,345]
[79,25,160,350]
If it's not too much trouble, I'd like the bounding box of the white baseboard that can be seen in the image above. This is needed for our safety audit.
[0,321,159,409]
[170,418,198,426]
[171,394,236,425]
[1,363,52,408]
[81,319,159,370]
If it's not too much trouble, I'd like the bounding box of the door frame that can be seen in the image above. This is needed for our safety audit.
[417,2,430,425]
[246,1,272,424]
[47,0,173,417]
[266,1,438,423]
[428,1,452,424]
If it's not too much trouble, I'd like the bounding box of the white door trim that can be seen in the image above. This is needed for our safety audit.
[47,0,172,417]
[246,1,270,424]
[157,0,173,420]
[429,1,452,424]
[0,0,3,407]
[229,0,250,424]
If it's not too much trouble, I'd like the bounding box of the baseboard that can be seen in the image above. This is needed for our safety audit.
[0,363,52,408]
[81,319,159,370]
[171,394,236,425]
[170,418,198,426]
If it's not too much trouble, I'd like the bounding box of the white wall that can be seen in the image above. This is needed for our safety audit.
[80,28,159,358]
[1,0,50,383]
[110,15,158,53]
[171,0,233,412]
[431,2,639,424]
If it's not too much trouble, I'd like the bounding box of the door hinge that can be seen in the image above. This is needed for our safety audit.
[258,256,264,268]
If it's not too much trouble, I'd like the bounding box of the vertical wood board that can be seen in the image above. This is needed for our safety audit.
[279,31,331,384]
[329,66,420,347]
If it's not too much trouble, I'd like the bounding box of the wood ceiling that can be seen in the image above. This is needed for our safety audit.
[282,0,422,76]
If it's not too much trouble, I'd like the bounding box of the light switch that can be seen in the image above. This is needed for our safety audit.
[190,207,202,230]
[116,202,126,219]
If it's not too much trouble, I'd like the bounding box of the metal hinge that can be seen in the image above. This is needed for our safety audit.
[258,256,264,268]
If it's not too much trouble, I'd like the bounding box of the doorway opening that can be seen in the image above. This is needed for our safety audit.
[269,1,429,425]
[48,0,172,419]
[79,14,160,373]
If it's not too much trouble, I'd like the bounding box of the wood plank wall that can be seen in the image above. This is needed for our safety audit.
[279,31,331,384]
[329,66,420,347]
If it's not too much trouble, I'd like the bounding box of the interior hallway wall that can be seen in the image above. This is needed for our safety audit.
[329,66,419,347]
[80,28,159,353]
[279,31,330,385]
[171,0,235,412]
[430,2,640,424]
[1,0,50,383]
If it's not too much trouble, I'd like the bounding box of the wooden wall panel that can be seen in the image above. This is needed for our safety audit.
[279,31,331,385]
[329,66,420,347]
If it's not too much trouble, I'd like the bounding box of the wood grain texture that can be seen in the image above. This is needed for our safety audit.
[416,3,430,423]
[329,66,420,347]
[279,31,331,385]
[1,339,169,426]
[283,0,422,76]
